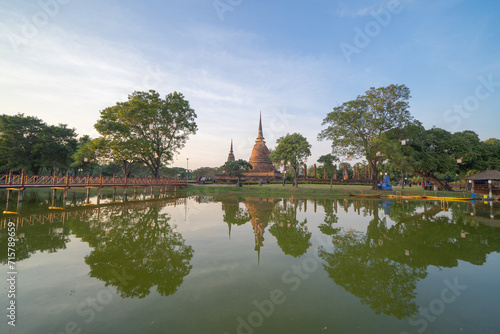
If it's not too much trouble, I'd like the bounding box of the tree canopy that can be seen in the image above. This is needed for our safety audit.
[0,114,77,174]
[269,133,311,187]
[318,153,339,188]
[319,84,415,189]
[95,90,197,177]
[223,159,252,185]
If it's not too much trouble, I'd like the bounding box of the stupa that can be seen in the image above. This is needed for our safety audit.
[244,113,281,181]
[227,139,235,162]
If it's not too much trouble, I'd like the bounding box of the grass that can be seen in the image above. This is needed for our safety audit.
[179,183,473,199]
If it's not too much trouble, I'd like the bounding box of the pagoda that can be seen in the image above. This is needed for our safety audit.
[227,139,235,162]
[244,113,281,181]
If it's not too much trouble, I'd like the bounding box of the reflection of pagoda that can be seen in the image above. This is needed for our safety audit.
[243,197,280,264]
[244,113,282,181]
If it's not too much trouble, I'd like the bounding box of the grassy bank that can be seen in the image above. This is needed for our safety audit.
[179,183,472,199]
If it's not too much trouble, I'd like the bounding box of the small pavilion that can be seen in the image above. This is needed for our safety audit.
[463,170,500,198]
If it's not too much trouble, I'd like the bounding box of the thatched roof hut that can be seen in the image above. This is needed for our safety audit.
[463,170,500,197]
[463,170,500,181]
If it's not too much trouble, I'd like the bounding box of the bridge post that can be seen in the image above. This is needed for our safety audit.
[16,196,22,211]
[8,170,12,185]
[21,170,25,187]
[7,189,11,202]
[18,189,23,202]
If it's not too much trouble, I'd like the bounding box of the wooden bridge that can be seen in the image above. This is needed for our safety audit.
[0,170,187,205]
[0,170,187,189]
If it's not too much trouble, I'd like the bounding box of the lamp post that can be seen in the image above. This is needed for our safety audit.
[186,158,189,184]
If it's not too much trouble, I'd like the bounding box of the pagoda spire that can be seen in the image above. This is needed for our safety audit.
[227,139,235,162]
[256,111,264,141]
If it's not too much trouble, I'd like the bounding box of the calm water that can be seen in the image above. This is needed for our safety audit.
[1,189,500,334]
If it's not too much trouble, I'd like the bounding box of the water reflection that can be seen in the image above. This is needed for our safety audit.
[2,193,500,325]
[0,223,71,263]
[317,198,500,319]
[75,206,193,298]
[268,198,312,258]
[216,196,500,320]
[1,197,193,299]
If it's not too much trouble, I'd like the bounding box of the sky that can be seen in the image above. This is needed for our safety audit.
[1,0,499,170]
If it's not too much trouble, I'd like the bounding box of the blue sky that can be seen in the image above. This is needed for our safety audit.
[1,0,499,169]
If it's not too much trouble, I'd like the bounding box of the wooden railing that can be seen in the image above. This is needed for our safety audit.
[0,170,187,188]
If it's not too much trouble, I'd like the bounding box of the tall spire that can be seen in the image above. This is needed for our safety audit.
[256,111,264,141]
[227,139,235,162]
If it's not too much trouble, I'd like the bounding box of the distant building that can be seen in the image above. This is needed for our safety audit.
[244,113,281,181]
[217,113,282,183]
[227,139,235,162]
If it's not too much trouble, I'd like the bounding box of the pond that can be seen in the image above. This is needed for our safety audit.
[1,189,500,334]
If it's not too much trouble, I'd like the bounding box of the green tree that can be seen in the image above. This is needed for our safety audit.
[388,126,467,190]
[482,138,500,170]
[318,154,339,189]
[0,114,45,173]
[95,90,197,178]
[223,159,253,186]
[0,114,77,174]
[269,133,311,187]
[192,167,220,180]
[269,200,311,257]
[319,84,414,190]
[71,136,99,175]
[37,124,78,174]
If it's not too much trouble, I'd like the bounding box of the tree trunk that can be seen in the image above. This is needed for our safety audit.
[413,171,453,191]
[370,161,379,190]
[330,176,333,190]
[294,166,298,188]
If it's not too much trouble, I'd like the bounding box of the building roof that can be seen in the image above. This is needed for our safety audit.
[463,169,500,181]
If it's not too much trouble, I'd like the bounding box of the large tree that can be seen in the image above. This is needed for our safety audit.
[95,90,197,178]
[387,126,486,190]
[71,135,99,175]
[0,114,77,174]
[37,124,78,174]
[318,153,339,189]
[318,84,415,190]
[223,159,253,186]
[269,133,311,187]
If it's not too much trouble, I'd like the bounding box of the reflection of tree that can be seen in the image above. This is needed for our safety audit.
[220,197,251,238]
[318,199,500,319]
[269,199,311,257]
[0,223,70,263]
[318,199,340,236]
[319,211,426,318]
[76,207,193,298]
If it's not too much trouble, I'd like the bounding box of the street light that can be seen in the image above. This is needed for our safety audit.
[186,158,189,183]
